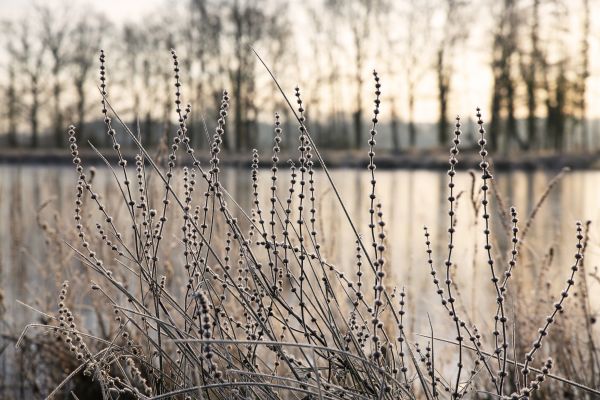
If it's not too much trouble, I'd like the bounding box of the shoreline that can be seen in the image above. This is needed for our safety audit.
[0,148,598,171]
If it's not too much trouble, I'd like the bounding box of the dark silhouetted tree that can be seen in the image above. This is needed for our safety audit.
[38,4,72,147]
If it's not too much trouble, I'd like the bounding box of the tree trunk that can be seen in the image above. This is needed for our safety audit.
[490,79,501,151]
[353,34,363,149]
[525,0,540,149]
[437,48,449,146]
[555,68,567,152]
[579,0,590,151]
[391,97,400,152]
[31,76,40,148]
[75,80,86,140]
[233,0,244,152]
[408,89,416,148]
[7,65,18,147]
[53,63,63,147]
[234,66,243,152]
[525,76,536,149]
[353,111,362,149]
[141,110,151,146]
[505,77,521,151]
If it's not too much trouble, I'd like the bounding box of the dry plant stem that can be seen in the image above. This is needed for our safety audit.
[424,115,498,395]
[269,115,282,291]
[166,54,299,364]
[576,220,600,385]
[21,47,599,400]
[273,84,386,356]
[253,50,434,397]
[106,71,382,396]
[294,87,309,339]
[417,331,600,399]
[259,54,444,396]
[284,104,348,356]
[443,116,463,399]
[75,119,344,396]
[251,52,428,398]
[97,102,321,385]
[516,167,569,256]
[475,108,507,395]
[397,288,410,389]
[427,316,438,398]
[102,50,189,392]
[490,184,511,236]
[366,71,386,362]
[169,111,279,370]
[253,47,373,285]
[498,208,520,293]
[64,258,192,392]
[492,207,520,393]
[367,70,381,266]
[290,90,350,350]
[99,51,140,258]
[468,170,480,325]
[520,222,584,390]
[371,204,387,362]
[250,148,275,290]
[423,227,497,393]
[141,50,190,390]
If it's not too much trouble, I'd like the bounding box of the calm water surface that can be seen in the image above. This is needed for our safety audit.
[1,164,599,393]
[2,165,600,319]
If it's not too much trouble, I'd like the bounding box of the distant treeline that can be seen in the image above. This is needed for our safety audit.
[0,0,594,153]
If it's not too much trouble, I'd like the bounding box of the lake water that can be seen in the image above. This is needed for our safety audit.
[1,164,599,395]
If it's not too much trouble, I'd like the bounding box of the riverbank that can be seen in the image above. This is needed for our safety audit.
[0,147,598,170]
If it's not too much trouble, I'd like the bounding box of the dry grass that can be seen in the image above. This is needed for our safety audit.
[2,49,599,400]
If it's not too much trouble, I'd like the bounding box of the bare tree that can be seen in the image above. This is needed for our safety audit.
[325,0,386,149]
[137,15,177,147]
[403,0,432,148]
[575,0,590,150]
[37,4,71,147]
[303,4,327,145]
[348,0,372,149]
[220,0,281,150]
[0,45,20,147]
[374,1,402,151]
[184,0,222,147]
[122,25,145,120]
[519,0,541,150]
[489,0,523,153]
[262,5,292,106]
[70,13,108,140]
[0,0,595,155]
[232,0,259,150]
[305,3,348,147]
[542,1,571,152]
[6,20,46,148]
[143,17,178,148]
[543,58,569,151]
[435,0,468,146]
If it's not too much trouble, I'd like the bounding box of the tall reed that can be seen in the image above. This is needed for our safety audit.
[15,49,600,400]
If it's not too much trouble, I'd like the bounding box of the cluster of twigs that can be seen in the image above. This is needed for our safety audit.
[17,49,600,400]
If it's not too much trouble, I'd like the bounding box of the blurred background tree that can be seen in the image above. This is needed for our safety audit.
[0,0,597,154]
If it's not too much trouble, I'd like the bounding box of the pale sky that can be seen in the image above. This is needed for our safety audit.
[0,0,166,23]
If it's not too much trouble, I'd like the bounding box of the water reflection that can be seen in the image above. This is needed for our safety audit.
[1,164,599,361]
